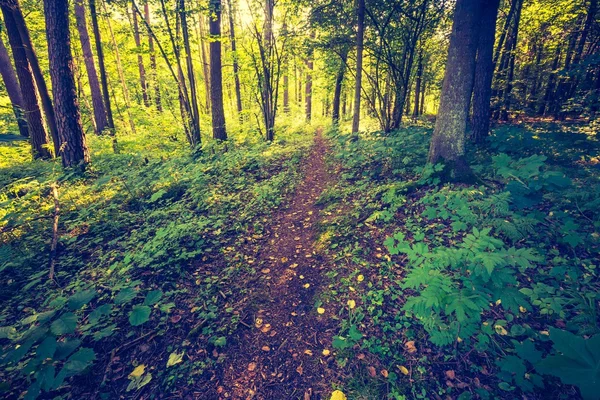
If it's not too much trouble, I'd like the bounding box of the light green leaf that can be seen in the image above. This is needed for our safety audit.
[167,351,184,367]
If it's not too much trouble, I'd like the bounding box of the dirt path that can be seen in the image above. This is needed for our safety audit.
[217,129,338,399]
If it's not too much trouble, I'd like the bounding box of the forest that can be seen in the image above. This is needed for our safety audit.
[0,0,599,398]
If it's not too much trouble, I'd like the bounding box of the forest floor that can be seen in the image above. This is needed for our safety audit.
[214,128,339,398]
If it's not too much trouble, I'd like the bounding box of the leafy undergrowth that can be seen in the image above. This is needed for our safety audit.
[317,122,599,399]
[0,126,313,398]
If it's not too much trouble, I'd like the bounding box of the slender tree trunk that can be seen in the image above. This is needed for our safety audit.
[305,32,315,122]
[145,2,162,111]
[332,47,348,124]
[352,0,365,133]
[6,1,59,153]
[209,0,227,140]
[1,5,51,159]
[132,0,149,107]
[428,0,482,178]
[538,45,561,115]
[413,50,423,117]
[74,0,108,133]
[226,0,242,118]
[43,0,90,168]
[471,0,500,142]
[0,33,28,137]
[420,80,426,115]
[500,0,522,121]
[199,15,211,114]
[89,0,116,133]
[179,0,202,144]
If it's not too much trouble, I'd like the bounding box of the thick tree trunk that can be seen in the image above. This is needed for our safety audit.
[0,33,28,137]
[43,0,90,168]
[145,3,162,111]
[6,0,59,153]
[352,0,365,133]
[1,5,51,159]
[74,0,108,133]
[89,0,115,133]
[332,48,348,124]
[471,0,500,142]
[132,0,149,107]
[427,0,482,176]
[209,0,227,140]
[226,0,242,118]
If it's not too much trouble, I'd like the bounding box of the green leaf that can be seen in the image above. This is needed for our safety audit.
[114,288,137,305]
[0,326,17,340]
[54,339,81,360]
[143,290,163,306]
[167,351,184,367]
[54,348,96,388]
[149,189,167,203]
[67,289,96,310]
[129,305,151,326]
[88,304,112,325]
[36,336,57,360]
[50,313,78,335]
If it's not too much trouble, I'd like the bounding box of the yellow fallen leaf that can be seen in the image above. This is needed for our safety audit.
[398,365,409,375]
[357,275,364,282]
[248,362,257,371]
[495,325,508,336]
[330,390,347,400]
[130,364,145,378]
[303,283,310,289]
[167,351,184,367]
[404,341,417,354]
[304,349,313,356]
[519,306,527,313]
[317,307,325,314]
[347,300,356,309]
[322,349,330,356]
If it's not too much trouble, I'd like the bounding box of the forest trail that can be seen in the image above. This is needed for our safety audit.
[217,128,339,399]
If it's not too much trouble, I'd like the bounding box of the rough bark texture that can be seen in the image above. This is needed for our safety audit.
[145,2,161,111]
[89,0,115,131]
[332,48,348,124]
[471,0,500,142]
[74,0,108,133]
[427,0,482,172]
[352,0,365,133]
[43,0,90,168]
[7,0,59,153]
[0,32,28,137]
[209,0,227,140]
[226,0,242,117]
[132,0,149,107]
[2,5,51,159]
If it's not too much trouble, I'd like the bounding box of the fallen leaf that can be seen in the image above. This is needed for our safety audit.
[317,307,325,314]
[322,349,331,356]
[129,364,145,378]
[381,369,389,378]
[404,341,417,354]
[347,300,356,309]
[255,318,263,328]
[304,349,313,356]
[248,362,257,372]
[398,365,409,375]
[260,324,272,333]
[329,390,346,400]
[367,366,376,377]
[170,315,182,323]
[357,275,364,282]
[296,365,303,375]
[262,346,270,351]
[445,370,455,380]
[261,269,270,274]
[303,283,310,289]
[167,351,184,367]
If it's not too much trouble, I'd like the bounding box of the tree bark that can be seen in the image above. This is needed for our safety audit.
[427,0,482,176]
[1,5,51,159]
[0,32,28,137]
[471,0,500,142]
[352,0,365,133]
[332,48,349,124]
[209,0,227,140]
[499,0,522,121]
[145,2,162,111]
[89,0,115,132]
[43,0,90,168]
[412,50,423,118]
[74,0,108,133]
[226,0,242,118]
[538,45,561,115]
[132,0,149,107]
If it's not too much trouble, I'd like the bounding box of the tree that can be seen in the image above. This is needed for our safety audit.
[145,2,162,111]
[331,48,348,124]
[43,0,90,168]
[209,0,227,140]
[74,0,109,133]
[305,31,315,122]
[351,0,365,133]
[0,29,28,137]
[226,0,243,118]
[131,0,149,107]
[427,0,483,177]
[89,0,116,133]
[471,0,500,142]
[1,4,51,159]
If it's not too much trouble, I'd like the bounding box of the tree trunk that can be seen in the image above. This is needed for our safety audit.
[412,50,423,118]
[179,0,202,144]
[538,45,561,115]
[351,0,365,133]
[419,80,426,115]
[226,0,242,117]
[6,0,59,153]
[74,0,108,133]
[0,33,28,137]
[471,0,500,142]
[499,0,522,121]
[332,47,348,124]
[145,2,162,111]
[1,5,51,159]
[132,0,149,107]
[89,0,115,133]
[43,0,90,168]
[305,55,313,122]
[199,15,211,114]
[209,0,227,140]
[427,0,482,177]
